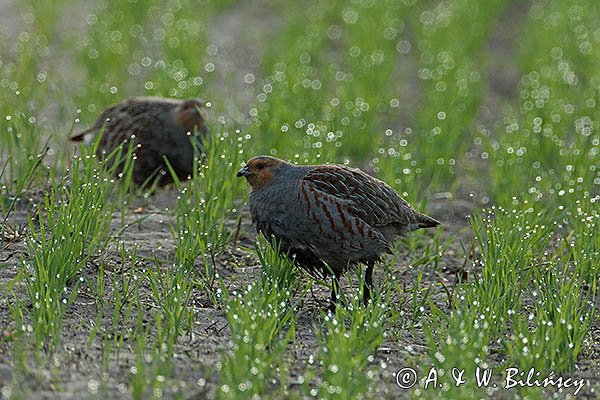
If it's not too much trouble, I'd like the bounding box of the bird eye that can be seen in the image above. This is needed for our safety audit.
[256,163,265,170]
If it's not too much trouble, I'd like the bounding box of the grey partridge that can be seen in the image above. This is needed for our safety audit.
[70,96,209,186]
[237,155,440,308]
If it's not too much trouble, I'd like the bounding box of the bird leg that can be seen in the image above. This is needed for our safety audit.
[363,263,374,305]
[329,270,341,313]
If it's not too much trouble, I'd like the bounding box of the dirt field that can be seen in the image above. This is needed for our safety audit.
[0,1,598,399]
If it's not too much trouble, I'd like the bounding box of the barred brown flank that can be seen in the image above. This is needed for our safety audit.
[355,217,365,237]
[309,185,321,206]
[336,203,354,235]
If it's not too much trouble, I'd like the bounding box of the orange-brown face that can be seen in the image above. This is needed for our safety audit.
[176,99,209,134]
[236,156,285,190]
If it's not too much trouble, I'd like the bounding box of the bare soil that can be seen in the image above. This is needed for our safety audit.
[1,1,599,399]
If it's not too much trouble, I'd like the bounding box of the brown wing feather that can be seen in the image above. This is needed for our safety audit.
[303,165,417,229]
[70,98,174,143]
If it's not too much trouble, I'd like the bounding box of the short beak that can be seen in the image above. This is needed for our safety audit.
[236,166,251,177]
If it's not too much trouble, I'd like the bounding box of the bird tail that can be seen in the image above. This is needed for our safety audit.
[69,127,96,143]
[416,213,440,229]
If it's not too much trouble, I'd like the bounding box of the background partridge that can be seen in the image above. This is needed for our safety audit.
[237,155,440,306]
[70,96,209,186]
